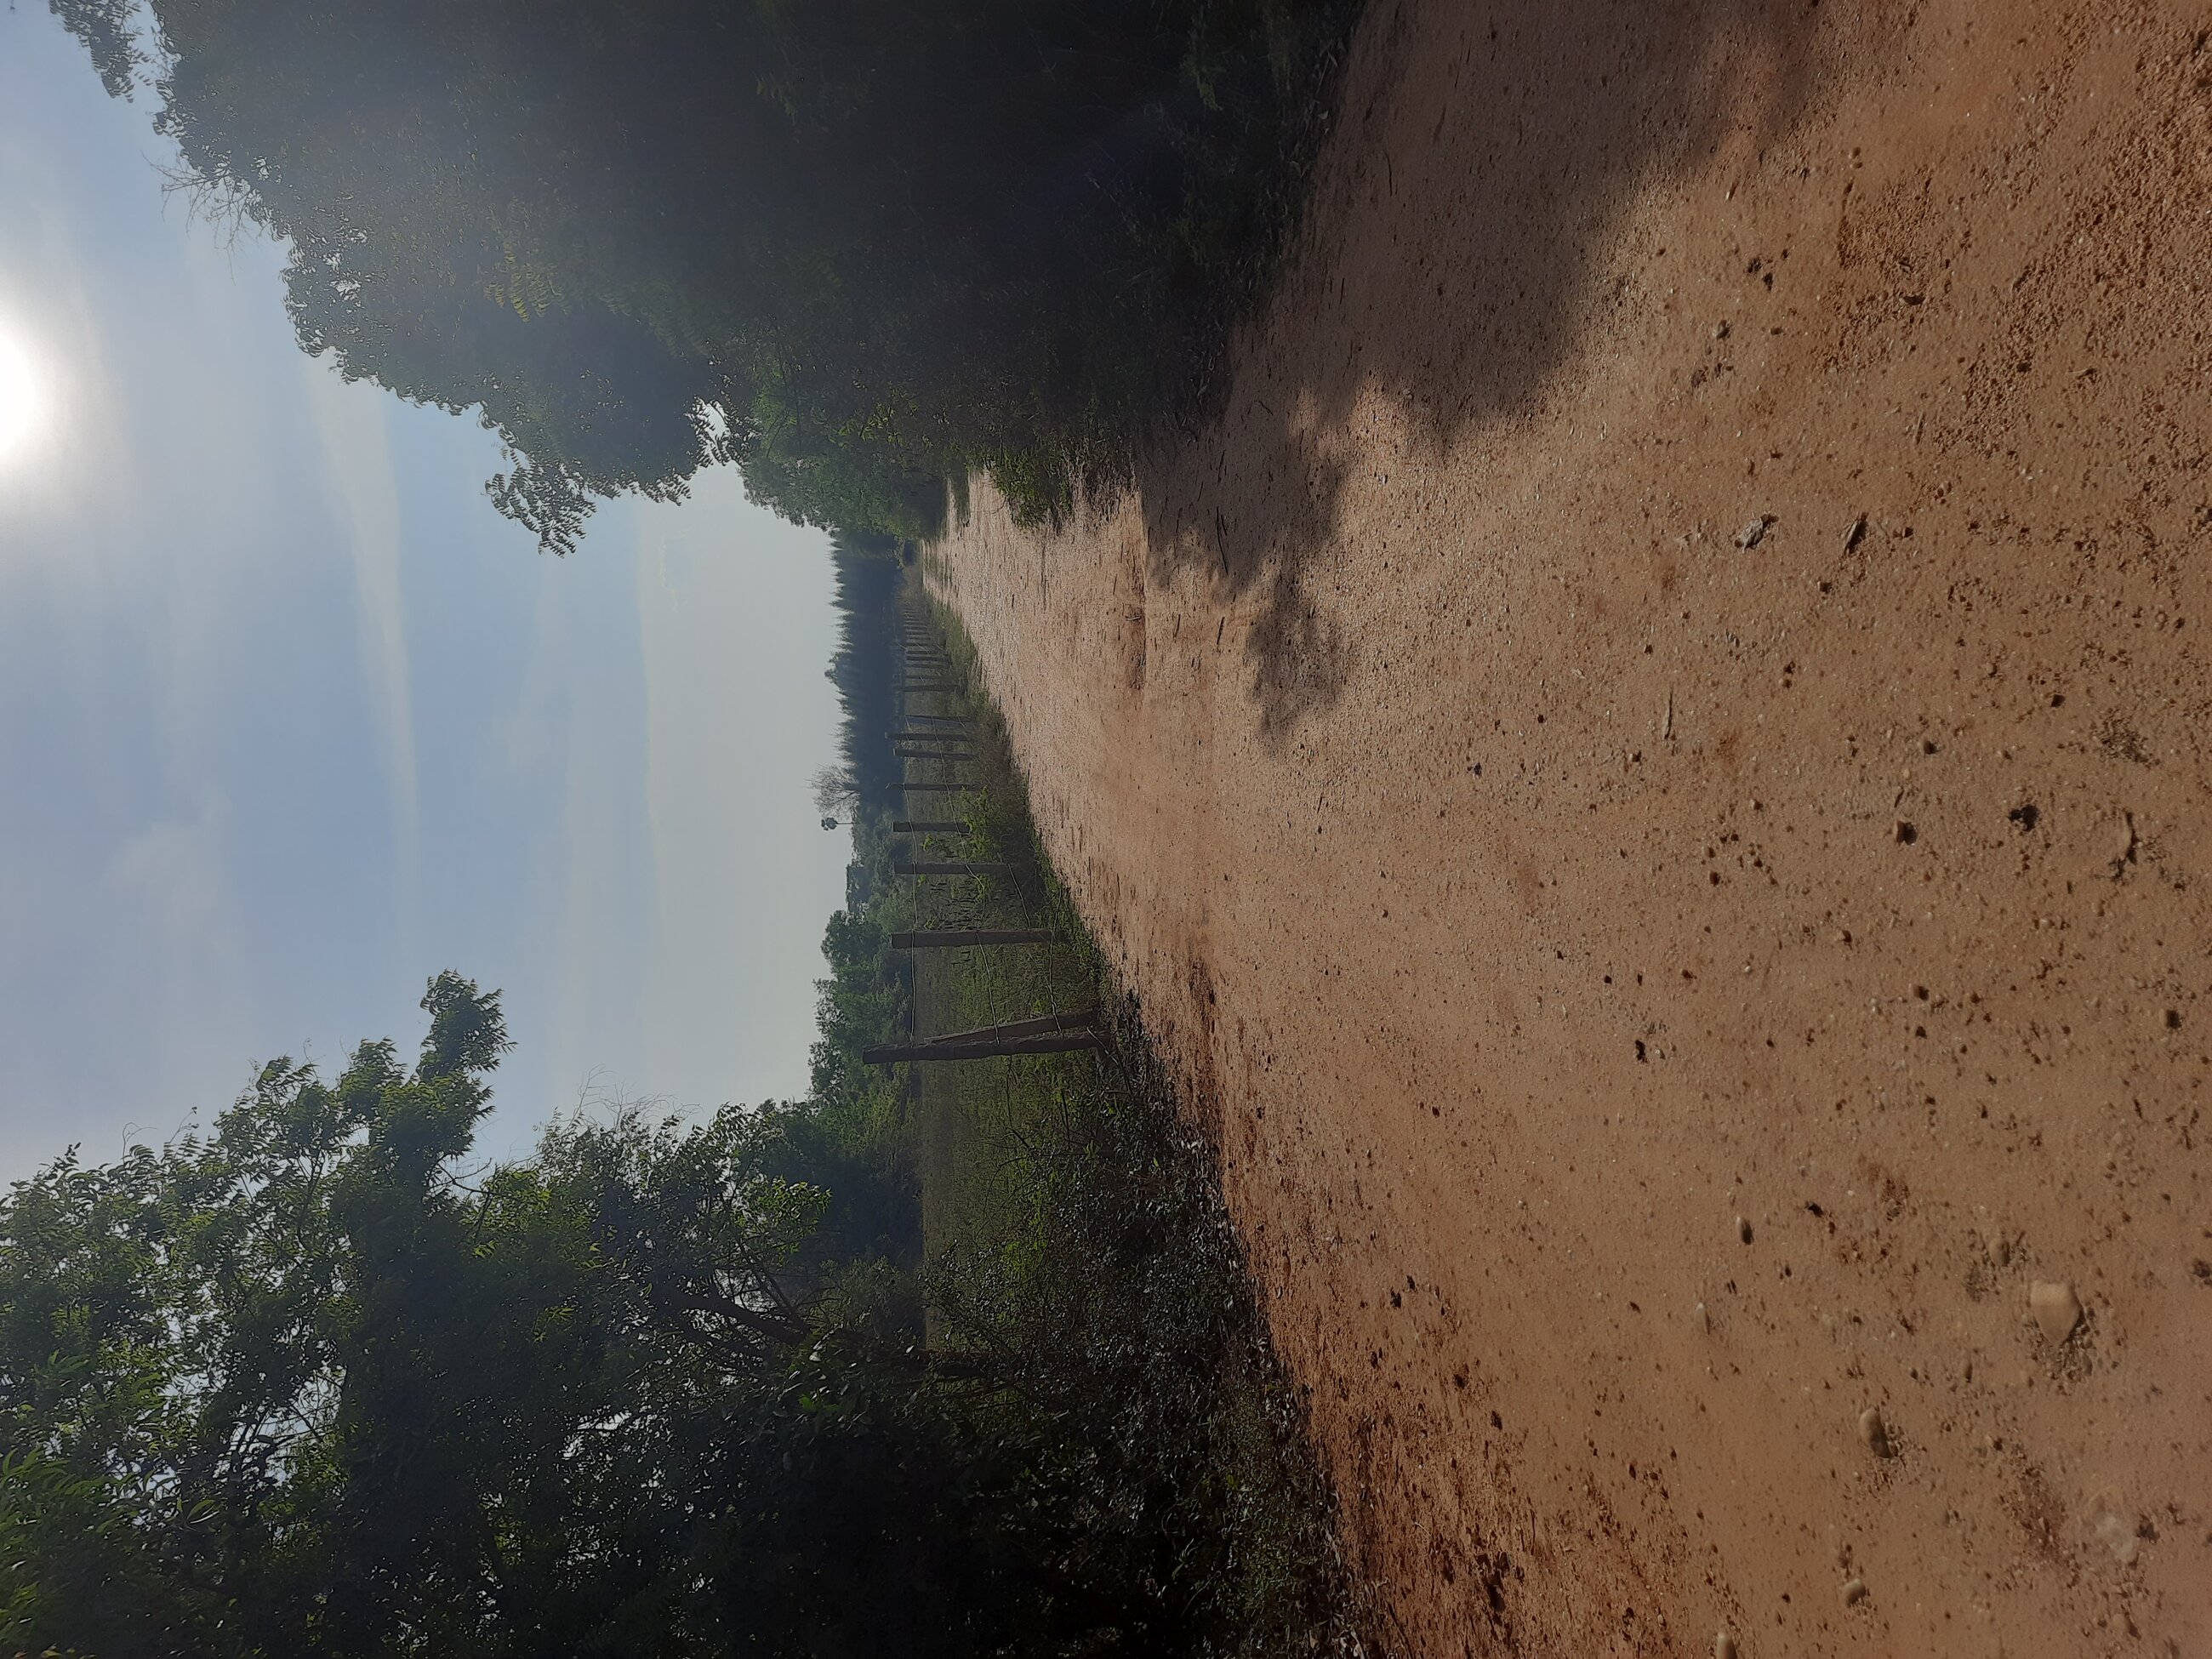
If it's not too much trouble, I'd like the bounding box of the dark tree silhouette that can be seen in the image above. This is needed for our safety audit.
[48,0,1359,548]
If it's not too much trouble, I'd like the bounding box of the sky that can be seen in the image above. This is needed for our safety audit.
[0,7,852,1178]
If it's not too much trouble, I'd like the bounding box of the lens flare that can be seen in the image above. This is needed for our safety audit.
[0,327,48,466]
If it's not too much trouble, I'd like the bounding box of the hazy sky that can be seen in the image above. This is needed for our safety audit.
[0,9,851,1178]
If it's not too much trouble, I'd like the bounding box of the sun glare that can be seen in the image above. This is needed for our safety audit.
[0,326,50,469]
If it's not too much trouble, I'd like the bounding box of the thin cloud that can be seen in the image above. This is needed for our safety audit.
[299,356,419,864]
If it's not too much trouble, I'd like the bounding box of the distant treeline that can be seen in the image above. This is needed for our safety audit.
[50,0,1361,548]
[825,533,905,818]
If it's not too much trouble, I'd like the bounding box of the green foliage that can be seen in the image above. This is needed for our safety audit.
[925,1029,1354,1658]
[0,966,1355,1655]
[2,975,807,1656]
[48,0,1361,546]
[825,596,1360,1655]
[0,594,1360,1654]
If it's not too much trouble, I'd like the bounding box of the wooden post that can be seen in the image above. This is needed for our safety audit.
[895,860,1017,877]
[890,928,1057,949]
[863,1006,1102,1064]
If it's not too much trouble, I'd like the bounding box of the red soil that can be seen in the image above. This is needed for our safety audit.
[932,2,2212,1650]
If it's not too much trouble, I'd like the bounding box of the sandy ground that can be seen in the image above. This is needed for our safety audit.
[928,1,2212,1652]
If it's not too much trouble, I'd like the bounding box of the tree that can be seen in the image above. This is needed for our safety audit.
[0,975,835,1655]
[812,763,861,827]
[46,0,1361,548]
[0,976,1193,1657]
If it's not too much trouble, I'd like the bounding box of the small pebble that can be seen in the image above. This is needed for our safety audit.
[1736,1215,1754,1245]
[2029,1280,2083,1345]
[1694,1300,1710,1333]
[1715,1633,1739,1659]
[1858,1406,1893,1457]
[1736,516,1773,549]
[1841,1577,1867,1607]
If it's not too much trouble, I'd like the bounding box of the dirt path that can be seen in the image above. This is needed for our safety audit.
[929,2,2212,1651]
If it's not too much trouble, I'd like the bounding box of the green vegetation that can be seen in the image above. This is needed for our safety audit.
[0,587,1362,1656]
[811,633,1362,1656]
[48,0,1362,549]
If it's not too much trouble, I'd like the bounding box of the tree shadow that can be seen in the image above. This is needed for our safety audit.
[1133,0,1850,741]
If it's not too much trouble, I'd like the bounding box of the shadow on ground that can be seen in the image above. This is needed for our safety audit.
[1129,0,1861,739]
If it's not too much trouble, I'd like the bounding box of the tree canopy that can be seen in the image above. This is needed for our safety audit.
[0,978,954,1653]
[0,970,1352,1656]
[49,0,1359,549]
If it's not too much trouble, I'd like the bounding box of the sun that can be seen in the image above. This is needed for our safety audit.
[0,325,49,468]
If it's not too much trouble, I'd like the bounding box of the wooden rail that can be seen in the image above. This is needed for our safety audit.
[864,1006,1102,1064]
[889,928,1056,949]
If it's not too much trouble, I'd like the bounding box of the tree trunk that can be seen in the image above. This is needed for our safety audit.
[892,820,967,833]
[894,860,1018,876]
[889,928,1058,949]
[887,781,969,793]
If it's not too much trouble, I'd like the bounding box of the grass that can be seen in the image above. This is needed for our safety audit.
[836,573,1371,1656]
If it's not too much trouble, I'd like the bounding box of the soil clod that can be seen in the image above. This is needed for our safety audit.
[1858,1405,1893,1457]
